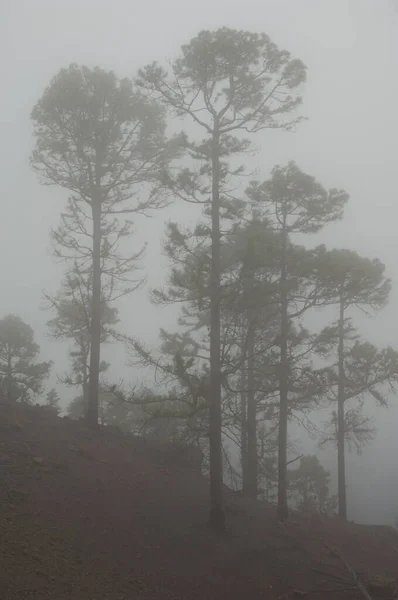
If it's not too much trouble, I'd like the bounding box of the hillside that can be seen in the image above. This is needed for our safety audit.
[0,404,397,599]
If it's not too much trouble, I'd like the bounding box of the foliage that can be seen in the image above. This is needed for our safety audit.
[317,248,391,310]
[321,333,398,407]
[66,394,86,420]
[46,268,119,343]
[314,248,393,520]
[318,332,398,452]
[31,63,177,425]
[138,27,306,134]
[31,64,173,210]
[138,28,307,530]
[24,30,398,530]
[0,314,52,403]
[244,162,349,520]
[44,388,62,415]
[46,267,119,405]
[288,454,337,514]
[66,384,195,444]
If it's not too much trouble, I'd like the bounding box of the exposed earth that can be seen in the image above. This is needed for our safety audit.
[0,403,397,599]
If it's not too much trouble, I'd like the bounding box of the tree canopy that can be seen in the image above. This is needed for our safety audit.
[0,314,52,403]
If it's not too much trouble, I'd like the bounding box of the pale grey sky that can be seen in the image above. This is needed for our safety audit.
[1,0,398,522]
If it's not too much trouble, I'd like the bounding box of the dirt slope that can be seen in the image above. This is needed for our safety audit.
[0,404,397,599]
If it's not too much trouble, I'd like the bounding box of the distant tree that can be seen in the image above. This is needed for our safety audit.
[67,394,86,420]
[232,224,277,500]
[67,384,188,445]
[31,64,175,427]
[44,387,61,415]
[101,385,191,441]
[247,161,349,521]
[317,249,393,520]
[123,332,212,444]
[152,217,281,500]
[0,314,52,403]
[67,389,111,422]
[133,214,327,507]
[66,387,128,424]
[288,455,335,513]
[46,267,119,412]
[318,331,398,515]
[138,27,306,532]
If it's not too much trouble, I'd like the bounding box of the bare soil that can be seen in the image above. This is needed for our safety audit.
[0,404,397,599]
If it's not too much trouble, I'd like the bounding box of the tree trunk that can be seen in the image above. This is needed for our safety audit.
[240,366,248,492]
[337,294,347,520]
[208,123,226,532]
[87,199,102,427]
[7,348,13,404]
[277,224,289,522]
[246,315,257,498]
[83,356,89,419]
[79,341,90,418]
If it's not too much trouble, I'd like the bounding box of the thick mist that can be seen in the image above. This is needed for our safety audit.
[2,0,398,525]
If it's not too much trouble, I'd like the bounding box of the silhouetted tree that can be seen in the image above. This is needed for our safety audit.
[138,31,306,530]
[46,267,119,412]
[288,455,335,513]
[44,388,61,415]
[318,329,398,519]
[247,162,349,520]
[31,64,175,427]
[317,249,393,520]
[0,314,52,404]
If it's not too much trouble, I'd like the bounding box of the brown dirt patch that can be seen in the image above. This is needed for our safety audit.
[0,404,397,599]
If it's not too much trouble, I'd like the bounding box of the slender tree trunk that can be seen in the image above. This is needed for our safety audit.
[83,356,89,419]
[246,314,257,499]
[87,199,102,427]
[209,123,226,533]
[277,224,289,521]
[240,365,248,492]
[7,349,13,404]
[337,294,347,520]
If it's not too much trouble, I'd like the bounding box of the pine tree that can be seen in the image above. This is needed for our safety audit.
[45,388,61,415]
[31,64,175,427]
[0,314,52,404]
[46,267,119,414]
[288,455,335,514]
[138,27,306,532]
[315,249,397,522]
[246,161,349,520]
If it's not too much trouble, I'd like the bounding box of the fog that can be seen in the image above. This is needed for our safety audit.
[2,0,398,525]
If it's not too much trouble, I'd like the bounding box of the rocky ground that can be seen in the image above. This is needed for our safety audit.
[0,403,397,599]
